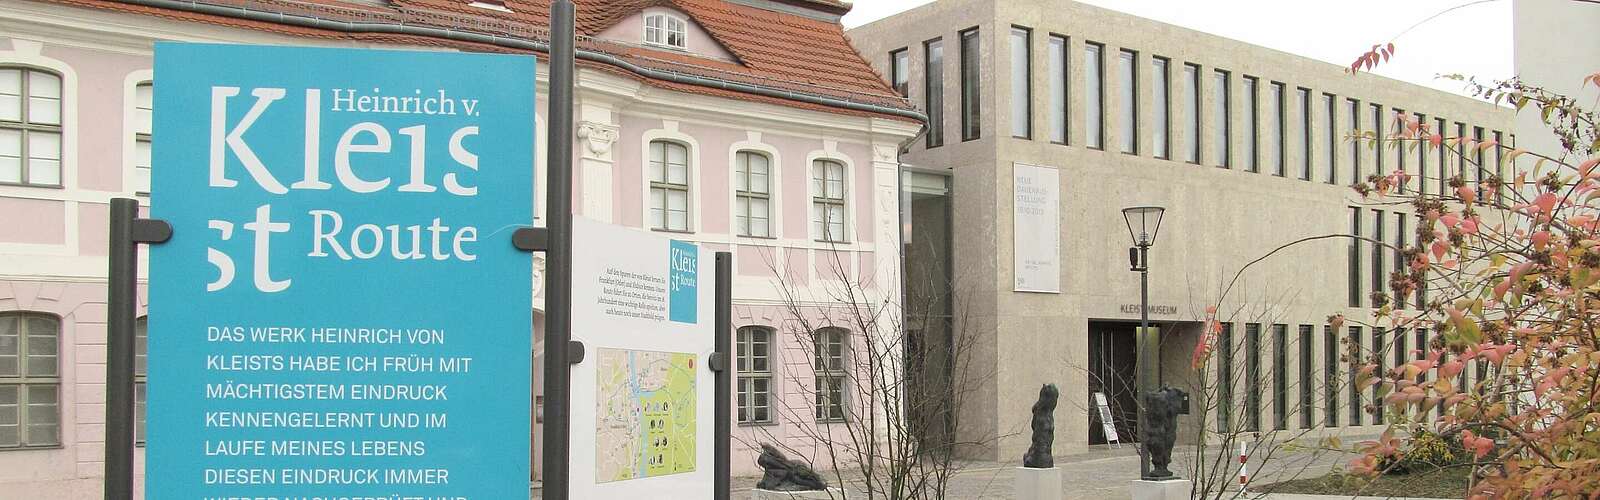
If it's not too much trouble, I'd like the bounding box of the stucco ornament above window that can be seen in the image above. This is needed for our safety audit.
[645,13,687,49]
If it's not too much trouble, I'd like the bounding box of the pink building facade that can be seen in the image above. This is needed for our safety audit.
[0,0,919,496]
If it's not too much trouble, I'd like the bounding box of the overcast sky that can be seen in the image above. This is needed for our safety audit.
[841,0,1514,97]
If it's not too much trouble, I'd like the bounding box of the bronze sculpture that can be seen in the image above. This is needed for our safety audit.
[1142,387,1187,480]
[755,443,829,491]
[1022,383,1059,468]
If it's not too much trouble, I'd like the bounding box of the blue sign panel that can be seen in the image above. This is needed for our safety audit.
[148,43,534,499]
[667,240,698,324]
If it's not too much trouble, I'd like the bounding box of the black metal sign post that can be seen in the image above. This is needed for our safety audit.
[540,1,577,498]
[105,197,171,500]
[711,252,732,500]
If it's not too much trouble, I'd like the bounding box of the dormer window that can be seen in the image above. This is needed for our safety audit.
[645,13,687,49]
[467,0,511,13]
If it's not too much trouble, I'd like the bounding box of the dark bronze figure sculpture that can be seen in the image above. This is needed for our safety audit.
[755,443,829,491]
[1142,387,1187,480]
[1022,383,1059,468]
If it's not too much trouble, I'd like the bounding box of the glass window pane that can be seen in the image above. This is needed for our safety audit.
[0,96,18,122]
[811,203,823,239]
[1048,36,1066,143]
[734,156,748,192]
[926,39,945,148]
[649,142,664,181]
[1119,50,1136,154]
[0,68,19,95]
[135,382,147,444]
[27,385,58,446]
[1085,43,1103,148]
[136,140,152,170]
[1010,28,1030,138]
[667,189,687,211]
[28,96,60,126]
[1269,83,1284,175]
[667,142,686,164]
[752,216,769,238]
[28,131,59,160]
[1213,71,1229,167]
[28,71,60,99]
[0,317,16,377]
[0,385,17,447]
[135,319,148,376]
[28,159,59,186]
[1152,59,1168,158]
[751,198,769,223]
[1243,78,1258,172]
[1183,65,1199,162]
[667,161,687,185]
[960,29,980,141]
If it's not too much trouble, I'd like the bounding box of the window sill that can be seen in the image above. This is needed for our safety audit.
[735,234,777,241]
[643,41,689,52]
[0,444,64,452]
[0,182,64,189]
[738,420,779,428]
[651,228,695,235]
[813,239,852,245]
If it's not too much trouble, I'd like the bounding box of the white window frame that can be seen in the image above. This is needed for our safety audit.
[0,311,61,449]
[129,77,152,195]
[813,327,848,422]
[0,65,64,187]
[648,139,692,232]
[644,13,688,49]
[134,316,148,446]
[810,158,849,243]
[733,150,773,238]
[737,326,774,424]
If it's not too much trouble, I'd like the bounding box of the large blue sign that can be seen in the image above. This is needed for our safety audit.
[148,43,534,499]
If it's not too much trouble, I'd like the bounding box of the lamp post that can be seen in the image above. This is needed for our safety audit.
[1122,205,1165,480]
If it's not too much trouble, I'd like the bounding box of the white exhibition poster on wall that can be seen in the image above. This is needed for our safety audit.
[568,216,714,498]
[1013,162,1061,293]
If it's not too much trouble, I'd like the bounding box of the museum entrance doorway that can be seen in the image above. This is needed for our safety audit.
[1087,321,1148,445]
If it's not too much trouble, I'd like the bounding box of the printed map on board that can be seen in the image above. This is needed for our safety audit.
[595,348,697,482]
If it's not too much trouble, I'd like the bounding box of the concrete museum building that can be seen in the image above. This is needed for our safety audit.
[0,0,920,495]
[850,0,1514,461]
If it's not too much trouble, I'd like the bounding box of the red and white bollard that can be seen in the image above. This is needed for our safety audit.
[1238,442,1250,493]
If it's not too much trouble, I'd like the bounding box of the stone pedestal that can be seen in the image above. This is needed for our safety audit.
[1014,467,1062,500]
[751,488,846,500]
[1129,479,1191,500]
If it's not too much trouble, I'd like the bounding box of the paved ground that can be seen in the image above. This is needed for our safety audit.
[533,440,1364,499]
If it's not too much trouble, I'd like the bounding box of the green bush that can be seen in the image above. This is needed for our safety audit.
[1378,428,1464,475]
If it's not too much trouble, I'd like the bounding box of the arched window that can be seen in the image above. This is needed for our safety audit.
[649,140,691,232]
[0,66,63,186]
[132,81,152,194]
[813,327,848,422]
[811,159,847,242]
[644,13,687,49]
[0,312,61,448]
[734,151,771,238]
[736,326,773,424]
[135,316,148,445]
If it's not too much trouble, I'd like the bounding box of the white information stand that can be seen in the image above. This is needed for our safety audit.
[568,217,715,498]
[1094,392,1121,448]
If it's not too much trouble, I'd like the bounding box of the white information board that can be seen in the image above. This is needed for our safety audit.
[569,217,714,498]
[1094,392,1120,445]
[1012,162,1061,293]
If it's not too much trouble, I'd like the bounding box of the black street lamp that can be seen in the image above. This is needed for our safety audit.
[1121,205,1165,480]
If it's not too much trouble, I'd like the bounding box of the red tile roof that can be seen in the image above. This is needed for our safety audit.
[41,0,917,122]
